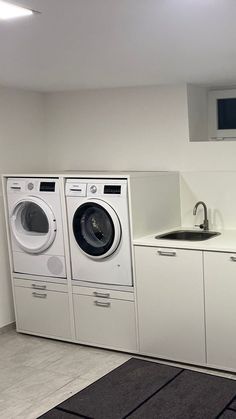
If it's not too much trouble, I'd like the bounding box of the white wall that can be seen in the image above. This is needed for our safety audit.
[45,83,236,234]
[45,85,188,171]
[0,86,46,328]
[45,84,236,172]
[180,171,236,230]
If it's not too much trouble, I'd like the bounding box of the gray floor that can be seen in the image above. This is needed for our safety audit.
[0,330,130,419]
[1,330,236,419]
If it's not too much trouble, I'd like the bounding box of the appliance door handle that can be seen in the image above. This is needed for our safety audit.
[93,291,110,298]
[94,300,111,308]
[32,292,47,299]
[157,250,176,257]
[230,256,236,262]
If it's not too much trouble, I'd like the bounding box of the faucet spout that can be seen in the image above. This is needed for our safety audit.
[193,201,209,231]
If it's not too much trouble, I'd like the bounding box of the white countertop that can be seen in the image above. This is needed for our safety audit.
[133,227,236,253]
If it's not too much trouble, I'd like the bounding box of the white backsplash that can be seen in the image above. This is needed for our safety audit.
[180,171,236,230]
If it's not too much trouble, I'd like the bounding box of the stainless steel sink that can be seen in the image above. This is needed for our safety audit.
[155,230,221,241]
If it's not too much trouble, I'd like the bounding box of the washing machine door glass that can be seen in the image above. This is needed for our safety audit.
[73,201,121,259]
[10,197,57,254]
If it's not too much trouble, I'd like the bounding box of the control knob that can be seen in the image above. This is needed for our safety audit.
[27,182,34,191]
[90,185,97,194]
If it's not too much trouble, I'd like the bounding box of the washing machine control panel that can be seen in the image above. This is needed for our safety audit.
[66,179,126,197]
[87,183,124,197]
[104,185,121,194]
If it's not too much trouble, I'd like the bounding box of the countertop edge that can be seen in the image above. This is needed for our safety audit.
[133,227,236,253]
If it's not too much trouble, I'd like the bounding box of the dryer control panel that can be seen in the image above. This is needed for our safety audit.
[7,178,58,194]
[39,182,55,192]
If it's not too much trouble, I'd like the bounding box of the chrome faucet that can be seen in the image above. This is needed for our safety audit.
[193,201,209,231]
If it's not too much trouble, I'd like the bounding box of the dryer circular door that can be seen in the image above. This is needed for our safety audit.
[10,197,57,254]
[72,200,121,259]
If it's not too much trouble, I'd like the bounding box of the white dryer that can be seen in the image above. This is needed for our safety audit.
[66,178,133,287]
[6,178,66,278]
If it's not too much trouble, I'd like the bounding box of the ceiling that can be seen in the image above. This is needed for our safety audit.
[0,0,236,92]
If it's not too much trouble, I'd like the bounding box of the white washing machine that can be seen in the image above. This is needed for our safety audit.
[6,178,66,278]
[66,178,133,287]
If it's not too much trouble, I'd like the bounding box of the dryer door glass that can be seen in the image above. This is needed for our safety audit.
[73,202,120,257]
[21,202,49,234]
[11,198,57,254]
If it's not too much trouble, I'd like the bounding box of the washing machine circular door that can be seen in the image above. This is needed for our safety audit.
[10,197,57,254]
[72,200,121,259]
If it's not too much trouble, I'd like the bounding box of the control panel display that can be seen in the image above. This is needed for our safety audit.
[40,182,55,192]
[104,185,121,194]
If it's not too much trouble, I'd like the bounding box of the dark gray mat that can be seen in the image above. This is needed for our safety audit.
[128,369,236,419]
[220,411,236,419]
[229,399,236,411]
[56,358,181,419]
[38,408,84,418]
[38,358,236,419]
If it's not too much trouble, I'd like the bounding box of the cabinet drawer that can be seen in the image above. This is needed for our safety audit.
[73,294,137,351]
[72,285,134,301]
[14,286,71,339]
[13,278,67,293]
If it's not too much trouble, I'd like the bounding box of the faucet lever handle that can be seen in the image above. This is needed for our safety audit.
[195,224,204,229]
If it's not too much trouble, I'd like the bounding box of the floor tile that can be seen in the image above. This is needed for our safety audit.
[0,397,32,419]
[20,377,92,419]
[0,367,72,403]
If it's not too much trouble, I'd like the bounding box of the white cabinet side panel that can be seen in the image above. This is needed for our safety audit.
[187,84,208,142]
[129,173,181,239]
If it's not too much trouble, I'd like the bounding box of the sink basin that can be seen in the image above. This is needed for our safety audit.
[155,230,221,241]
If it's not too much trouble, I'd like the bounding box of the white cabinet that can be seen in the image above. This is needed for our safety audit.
[73,286,137,351]
[204,251,236,370]
[14,279,71,339]
[135,246,206,364]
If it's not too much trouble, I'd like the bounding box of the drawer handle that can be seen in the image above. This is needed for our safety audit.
[32,284,47,290]
[93,291,110,298]
[94,300,111,308]
[157,250,176,257]
[230,256,236,262]
[32,292,47,299]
